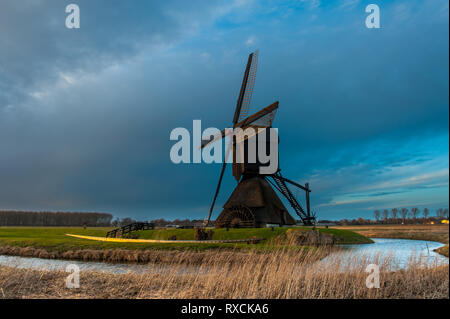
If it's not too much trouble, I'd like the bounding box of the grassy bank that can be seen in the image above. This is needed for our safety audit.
[0,226,371,263]
[334,225,449,257]
[436,244,449,257]
[0,247,447,299]
[0,226,372,252]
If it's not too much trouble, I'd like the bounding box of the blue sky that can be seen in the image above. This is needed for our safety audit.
[0,0,448,221]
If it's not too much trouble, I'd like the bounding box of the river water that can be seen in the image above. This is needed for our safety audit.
[0,238,447,274]
[320,238,448,271]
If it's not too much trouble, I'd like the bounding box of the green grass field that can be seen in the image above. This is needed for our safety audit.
[0,226,372,252]
[133,227,373,244]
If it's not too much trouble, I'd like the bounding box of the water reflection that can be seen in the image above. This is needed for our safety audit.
[321,238,448,271]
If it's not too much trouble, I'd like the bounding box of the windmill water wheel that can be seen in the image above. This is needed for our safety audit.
[215,205,255,228]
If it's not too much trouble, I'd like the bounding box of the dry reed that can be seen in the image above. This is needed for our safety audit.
[0,246,448,299]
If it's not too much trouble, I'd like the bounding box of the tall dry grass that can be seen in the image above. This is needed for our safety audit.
[0,246,448,299]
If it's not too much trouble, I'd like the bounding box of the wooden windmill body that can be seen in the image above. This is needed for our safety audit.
[201,51,316,228]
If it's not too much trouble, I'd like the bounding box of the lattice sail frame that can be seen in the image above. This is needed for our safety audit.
[237,50,258,123]
[249,108,277,128]
[234,108,278,145]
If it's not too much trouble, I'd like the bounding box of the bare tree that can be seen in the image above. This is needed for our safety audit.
[391,208,398,222]
[374,210,380,223]
[436,208,443,219]
[443,208,449,219]
[382,209,389,224]
[423,208,429,222]
[400,208,408,224]
[411,207,419,222]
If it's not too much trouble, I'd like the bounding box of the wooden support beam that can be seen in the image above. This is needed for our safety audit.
[305,182,311,217]
[200,101,278,150]
[235,101,278,129]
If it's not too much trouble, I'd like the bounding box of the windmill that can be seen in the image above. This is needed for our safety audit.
[201,51,316,228]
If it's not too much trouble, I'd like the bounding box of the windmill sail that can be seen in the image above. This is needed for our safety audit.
[233,51,259,125]
[200,102,278,150]
[237,50,258,123]
[249,107,277,128]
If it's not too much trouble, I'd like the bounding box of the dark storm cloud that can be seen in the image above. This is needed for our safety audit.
[0,0,228,107]
[0,0,448,220]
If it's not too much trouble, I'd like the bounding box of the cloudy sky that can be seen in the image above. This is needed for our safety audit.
[0,0,448,221]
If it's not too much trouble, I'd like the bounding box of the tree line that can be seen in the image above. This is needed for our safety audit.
[373,207,448,224]
[318,208,449,226]
[0,211,206,228]
[0,211,113,226]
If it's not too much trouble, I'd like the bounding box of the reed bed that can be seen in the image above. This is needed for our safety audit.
[0,245,258,265]
[0,246,448,299]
